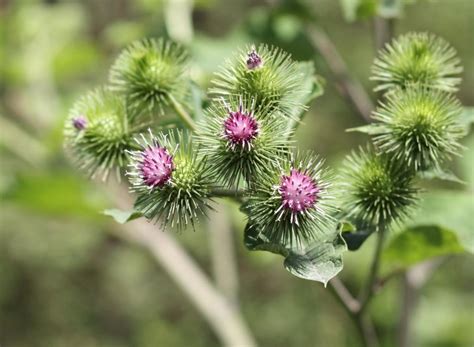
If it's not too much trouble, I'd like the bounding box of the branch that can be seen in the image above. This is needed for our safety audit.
[208,203,240,306]
[328,277,360,314]
[359,228,387,314]
[111,187,257,347]
[373,17,395,51]
[305,24,374,122]
[168,94,197,132]
[397,258,446,347]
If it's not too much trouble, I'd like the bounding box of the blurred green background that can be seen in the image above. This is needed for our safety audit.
[0,0,473,346]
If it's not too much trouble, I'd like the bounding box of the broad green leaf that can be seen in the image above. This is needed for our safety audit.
[244,223,290,257]
[103,208,143,224]
[406,191,474,253]
[383,225,464,270]
[284,234,347,286]
[245,224,347,285]
[1,172,106,219]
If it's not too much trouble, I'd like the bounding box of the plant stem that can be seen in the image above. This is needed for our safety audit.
[359,227,387,314]
[210,188,247,198]
[110,185,257,347]
[328,278,379,347]
[168,94,198,132]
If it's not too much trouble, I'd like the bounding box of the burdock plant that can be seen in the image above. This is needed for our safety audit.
[64,28,469,347]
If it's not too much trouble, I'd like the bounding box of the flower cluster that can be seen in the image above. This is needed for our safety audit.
[64,32,468,257]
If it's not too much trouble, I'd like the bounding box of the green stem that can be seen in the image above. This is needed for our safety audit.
[359,226,387,314]
[168,94,197,132]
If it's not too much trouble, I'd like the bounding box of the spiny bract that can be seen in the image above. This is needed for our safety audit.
[340,147,419,227]
[64,88,134,180]
[109,38,189,115]
[127,129,211,230]
[243,152,337,247]
[371,85,464,171]
[371,32,462,92]
[197,97,292,188]
[210,44,313,118]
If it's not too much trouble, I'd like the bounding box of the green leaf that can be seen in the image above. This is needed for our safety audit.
[1,172,106,219]
[284,234,347,286]
[103,208,143,224]
[346,124,386,135]
[418,168,465,184]
[383,225,464,270]
[407,191,474,253]
[460,107,474,134]
[245,224,347,285]
[244,223,290,257]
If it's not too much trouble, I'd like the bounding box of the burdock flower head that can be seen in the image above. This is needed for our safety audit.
[109,38,189,115]
[64,88,134,180]
[211,44,315,118]
[246,48,263,70]
[198,97,291,188]
[371,85,464,171]
[72,115,87,131]
[137,141,174,189]
[341,147,419,227]
[223,103,259,150]
[127,129,211,229]
[371,32,462,93]
[243,152,337,247]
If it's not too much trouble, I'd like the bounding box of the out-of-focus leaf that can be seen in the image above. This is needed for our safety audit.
[338,218,376,251]
[245,224,347,285]
[382,225,465,270]
[401,190,474,253]
[418,168,465,184]
[1,173,106,219]
[346,124,385,134]
[103,208,143,224]
[284,234,347,286]
[273,14,302,41]
[460,107,474,135]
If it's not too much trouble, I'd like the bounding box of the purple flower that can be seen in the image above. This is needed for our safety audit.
[223,107,259,150]
[72,115,87,131]
[139,145,174,188]
[246,49,262,70]
[278,169,319,213]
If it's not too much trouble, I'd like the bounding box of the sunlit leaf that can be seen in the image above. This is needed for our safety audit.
[383,225,465,270]
[103,208,144,224]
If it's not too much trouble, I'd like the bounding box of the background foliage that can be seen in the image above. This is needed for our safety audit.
[1,0,473,346]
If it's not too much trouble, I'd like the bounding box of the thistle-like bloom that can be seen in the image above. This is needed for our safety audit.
[223,105,259,150]
[341,147,418,227]
[72,115,87,131]
[109,38,189,114]
[279,169,319,214]
[64,88,134,180]
[246,49,263,70]
[139,145,174,188]
[127,130,211,229]
[371,86,464,171]
[197,98,291,187]
[211,44,315,118]
[371,32,462,92]
[243,153,337,247]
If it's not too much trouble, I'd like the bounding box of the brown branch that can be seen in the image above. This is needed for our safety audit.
[305,24,374,122]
